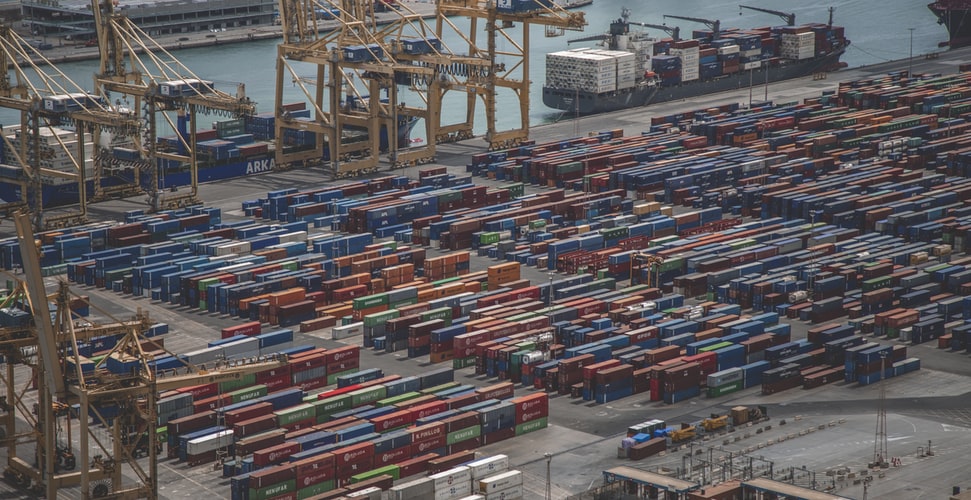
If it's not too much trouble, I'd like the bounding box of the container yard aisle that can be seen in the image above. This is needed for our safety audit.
[7,46,971,500]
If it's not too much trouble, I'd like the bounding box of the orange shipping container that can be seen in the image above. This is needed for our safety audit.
[268,287,307,307]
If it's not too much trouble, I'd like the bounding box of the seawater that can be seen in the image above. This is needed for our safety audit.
[0,0,948,140]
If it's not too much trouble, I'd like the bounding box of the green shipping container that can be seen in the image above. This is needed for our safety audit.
[350,386,387,407]
[297,480,335,499]
[230,384,268,403]
[480,232,501,245]
[198,277,221,291]
[390,297,418,309]
[528,220,546,229]
[351,465,400,483]
[275,403,315,426]
[281,261,299,272]
[353,293,389,310]
[506,183,525,199]
[313,394,353,418]
[698,342,733,353]
[250,479,296,500]
[446,426,481,445]
[421,382,459,395]
[376,391,421,408]
[515,417,548,436]
[707,380,744,398]
[453,356,476,369]
[421,307,453,325]
[364,309,400,327]
[219,373,257,393]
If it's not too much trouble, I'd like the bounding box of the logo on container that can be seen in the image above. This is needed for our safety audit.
[245,158,274,175]
[521,410,544,422]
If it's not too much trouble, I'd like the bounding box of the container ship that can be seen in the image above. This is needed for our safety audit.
[543,9,849,116]
[928,0,971,48]
[0,102,416,208]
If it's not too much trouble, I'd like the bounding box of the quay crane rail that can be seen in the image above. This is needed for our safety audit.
[5,211,287,499]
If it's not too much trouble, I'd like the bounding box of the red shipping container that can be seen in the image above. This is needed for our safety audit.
[298,377,329,392]
[370,410,414,433]
[442,412,479,433]
[474,382,515,401]
[445,393,480,411]
[396,453,438,479]
[261,373,293,392]
[332,442,374,469]
[225,402,274,427]
[249,464,297,489]
[290,353,327,371]
[428,450,477,474]
[410,434,446,456]
[221,321,262,339]
[326,358,361,375]
[282,418,315,432]
[408,401,448,421]
[293,453,335,488]
[234,414,277,438]
[446,437,481,455]
[322,346,360,365]
[482,427,516,446]
[256,366,291,384]
[511,392,549,423]
[253,441,301,467]
[373,445,410,467]
[180,383,218,401]
[408,421,446,443]
[235,430,287,456]
[336,457,373,486]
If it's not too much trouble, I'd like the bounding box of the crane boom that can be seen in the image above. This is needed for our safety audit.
[662,14,720,36]
[739,5,795,26]
[629,22,681,41]
[13,212,65,397]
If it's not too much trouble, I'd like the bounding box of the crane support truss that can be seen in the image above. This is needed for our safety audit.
[275,0,585,176]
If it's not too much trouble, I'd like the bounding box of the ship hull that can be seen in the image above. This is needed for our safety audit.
[928,2,971,48]
[0,119,417,208]
[544,49,846,115]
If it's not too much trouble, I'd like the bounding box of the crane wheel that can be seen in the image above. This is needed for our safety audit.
[92,483,109,497]
[63,455,76,471]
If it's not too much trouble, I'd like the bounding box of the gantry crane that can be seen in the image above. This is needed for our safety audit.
[663,14,721,38]
[6,211,288,499]
[274,0,586,177]
[0,25,142,231]
[92,0,257,212]
[738,5,795,26]
[632,252,664,287]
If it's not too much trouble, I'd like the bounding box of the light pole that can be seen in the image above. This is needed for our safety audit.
[545,452,553,500]
[908,27,915,77]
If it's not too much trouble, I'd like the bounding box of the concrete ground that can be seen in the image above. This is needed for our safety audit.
[2,34,971,500]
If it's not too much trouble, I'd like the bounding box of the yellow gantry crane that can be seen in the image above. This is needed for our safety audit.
[4,211,288,499]
[274,0,586,176]
[91,0,257,212]
[0,25,142,231]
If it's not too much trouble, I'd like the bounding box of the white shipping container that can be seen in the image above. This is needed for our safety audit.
[717,45,740,55]
[346,487,383,499]
[215,241,251,256]
[277,231,308,244]
[478,470,523,494]
[184,346,223,365]
[467,455,509,480]
[457,496,485,500]
[740,48,761,57]
[432,466,472,492]
[221,337,260,359]
[333,321,365,340]
[435,482,473,500]
[484,485,524,500]
[186,429,234,456]
[391,477,436,500]
[742,61,763,70]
